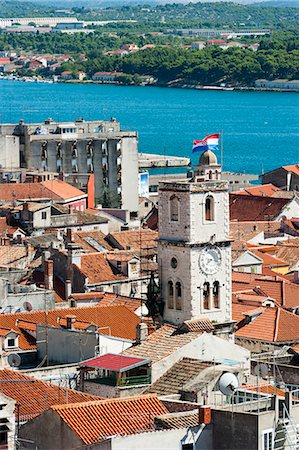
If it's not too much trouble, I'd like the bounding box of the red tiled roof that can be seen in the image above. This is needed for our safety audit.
[41,180,86,201]
[0,180,85,203]
[251,249,289,267]
[0,368,97,421]
[0,328,16,336]
[232,271,299,309]
[80,353,150,372]
[234,184,282,197]
[0,217,18,236]
[233,303,299,342]
[125,324,199,363]
[229,221,281,246]
[178,318,214,333]
[243,384,287,397]
[72,230,112,252]
[52,394,168,444]
[106,229,158,251]
[229,194,289,221]
[0,305,140,349]
[93,292,141,312]
[283,165,299,176]
[77,253,125,284]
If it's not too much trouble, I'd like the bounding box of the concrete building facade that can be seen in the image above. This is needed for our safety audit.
[0,118,139,215]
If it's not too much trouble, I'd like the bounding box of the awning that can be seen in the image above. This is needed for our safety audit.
[80,353,151,373]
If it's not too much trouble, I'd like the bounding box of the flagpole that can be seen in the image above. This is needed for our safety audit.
[220,130,224,168]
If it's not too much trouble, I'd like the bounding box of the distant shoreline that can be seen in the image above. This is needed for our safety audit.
[1,75,299,93]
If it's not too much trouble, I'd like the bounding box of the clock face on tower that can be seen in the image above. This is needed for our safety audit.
[199,246,222,275]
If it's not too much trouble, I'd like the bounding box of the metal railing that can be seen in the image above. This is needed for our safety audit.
[274,403,299,450]
[87,374,151,387]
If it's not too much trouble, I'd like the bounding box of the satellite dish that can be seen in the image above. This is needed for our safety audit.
[23,301,33,312]
[219,372,239,396]
[8,353,21,368]
[254,363,268,378]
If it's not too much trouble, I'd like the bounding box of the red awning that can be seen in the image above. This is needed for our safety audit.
[80,353,151,372]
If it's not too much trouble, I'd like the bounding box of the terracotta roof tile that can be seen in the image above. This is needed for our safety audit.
[0,305,140,349]
[147,358,213,396]
[106,229,158,252]
[234,184,283,197]
[70,292,141,309]
[52,394,168,444]
[229,221,281,246]
[154,410,199,429]
[0,368,97,421]
[0,245,33,268]
[232,271,299,309]
[251,249,289,267]
[0,217,18,237]
[0,180,85,203]
[229,194,289,222]
[178,318,214,333]
[282,164,299,176]
[72,231,112,252]
[77,253,126,284]
[125,324,199,363]
[275,244,299,268]
[233,303,299,343]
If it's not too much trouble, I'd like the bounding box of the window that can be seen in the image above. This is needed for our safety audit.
[213,281,220,308]
[112,285,120,294]
[205,196,215,221]
[0,431,7,446]
[182,445,193,450]
[42,211,47,220]
[262,430,273,450]
[170,195,179,222]
[7,338,15,348]
[176,281,182,310]
[168,281,174,309]
[171,257,178,269]
[203,282,210,309]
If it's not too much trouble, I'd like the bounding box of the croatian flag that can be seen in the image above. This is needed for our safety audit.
[192,133,220,153]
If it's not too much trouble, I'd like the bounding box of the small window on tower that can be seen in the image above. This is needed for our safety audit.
[176,282,182,310]
[203,282,210,309]
[170,195,179,222]
[168,281,174,309]
[213,281,220,308]
[205,196,214,221]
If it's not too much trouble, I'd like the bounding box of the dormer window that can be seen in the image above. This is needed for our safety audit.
[4,332,19,350]
[7,338,15,348]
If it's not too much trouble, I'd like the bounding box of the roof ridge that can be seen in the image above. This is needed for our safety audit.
[52,393,158,411]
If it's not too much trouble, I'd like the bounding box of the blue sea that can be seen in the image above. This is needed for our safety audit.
[0,79,298,174]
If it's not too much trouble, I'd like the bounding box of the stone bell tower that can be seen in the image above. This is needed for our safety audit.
[158,150,231,326]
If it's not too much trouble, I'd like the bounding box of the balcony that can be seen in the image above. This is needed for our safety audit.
[91,374,151,387]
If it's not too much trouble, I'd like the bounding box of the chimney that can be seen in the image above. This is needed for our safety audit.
[65,279,72,299]
[65,314,76,330]
[136,322,148,344]
[44,259,53,290]
[199,406,211,425]
[67,243,81,269]
[66,228,74,243]
[3,237,10,246]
